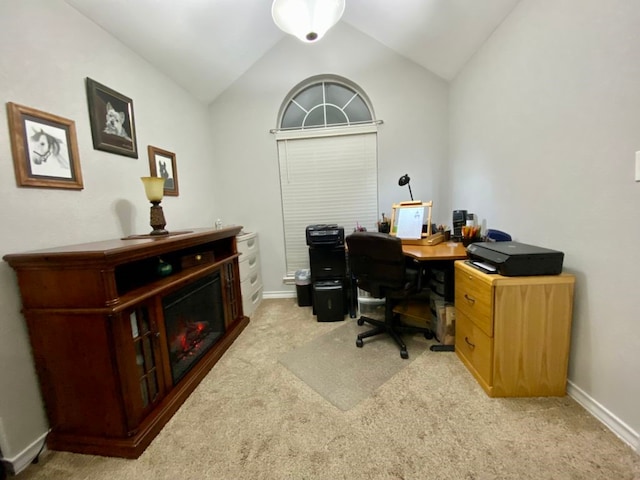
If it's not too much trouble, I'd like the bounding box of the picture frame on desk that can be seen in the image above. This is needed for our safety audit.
[6,102,84,190]
[390,201,443,245]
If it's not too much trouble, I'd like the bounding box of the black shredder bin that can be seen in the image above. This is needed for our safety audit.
[295,269,312,307]
[313,280,344,322]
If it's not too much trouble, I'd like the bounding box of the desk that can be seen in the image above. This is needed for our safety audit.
[402,241,468,261]
[397,241,468,351]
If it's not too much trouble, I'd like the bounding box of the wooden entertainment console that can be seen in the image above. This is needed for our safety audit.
[3,227,249,458]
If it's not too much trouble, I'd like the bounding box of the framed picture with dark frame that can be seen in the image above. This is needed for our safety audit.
[148,145,179,196]
[86,77,138,158]
[6,102,84,190]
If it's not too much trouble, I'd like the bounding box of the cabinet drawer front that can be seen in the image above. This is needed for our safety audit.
[237,234,259,256]
[240,270,262,294]
[455,268,494,336]
[455,310,493,387]
[239,252,260,280]
[242,285,263,316]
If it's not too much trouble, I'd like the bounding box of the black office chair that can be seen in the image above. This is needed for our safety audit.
[346,231,433,359]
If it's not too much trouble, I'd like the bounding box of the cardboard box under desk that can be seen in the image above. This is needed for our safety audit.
[394,296,431,328]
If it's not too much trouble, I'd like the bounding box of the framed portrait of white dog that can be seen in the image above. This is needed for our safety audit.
[6,102,84,190]
[86,77,138,158]
[148,145,179,196]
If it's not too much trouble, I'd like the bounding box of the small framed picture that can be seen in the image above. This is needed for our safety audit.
[86,77,138,158]
[6,102,84,190]
[148,145,179,196]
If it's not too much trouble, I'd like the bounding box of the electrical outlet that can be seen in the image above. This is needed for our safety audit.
[636,151,640,182]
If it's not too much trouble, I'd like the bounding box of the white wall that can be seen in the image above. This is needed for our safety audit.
[0,0,216,469]
[207,22,449,294]
[449,0,640,449]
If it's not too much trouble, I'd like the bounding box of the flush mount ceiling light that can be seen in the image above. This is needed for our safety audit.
[272,0,346,43]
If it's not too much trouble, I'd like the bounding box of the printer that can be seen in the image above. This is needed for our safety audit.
[466,241,564,276]
[305,224,345,247]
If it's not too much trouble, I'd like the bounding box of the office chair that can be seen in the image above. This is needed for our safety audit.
[346,231,433,359]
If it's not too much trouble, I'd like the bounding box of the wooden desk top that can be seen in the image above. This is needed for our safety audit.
[402,241,468,261]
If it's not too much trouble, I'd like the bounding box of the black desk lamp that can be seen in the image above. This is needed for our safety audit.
[398,174,413,201]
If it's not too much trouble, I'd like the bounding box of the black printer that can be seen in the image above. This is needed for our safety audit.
[305,224,344,247]
[466,241,564,276]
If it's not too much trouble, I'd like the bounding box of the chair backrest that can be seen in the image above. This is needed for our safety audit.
[346,231,408,298]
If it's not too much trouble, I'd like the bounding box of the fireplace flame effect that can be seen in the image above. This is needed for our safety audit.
[170,319,211,359]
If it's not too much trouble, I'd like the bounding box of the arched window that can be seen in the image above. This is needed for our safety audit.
[275,76,379,277]
[279,78,373,130]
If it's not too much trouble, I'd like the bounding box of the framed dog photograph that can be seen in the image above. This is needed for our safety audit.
[6,102,84,190]
[86,77,138,158]
[148,145,179,196]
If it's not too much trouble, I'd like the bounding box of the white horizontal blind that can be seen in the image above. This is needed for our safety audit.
[277,131,378,276]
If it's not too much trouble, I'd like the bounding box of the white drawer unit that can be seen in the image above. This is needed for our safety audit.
[237,232,263,316]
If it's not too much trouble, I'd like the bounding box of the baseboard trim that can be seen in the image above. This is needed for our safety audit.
[567,380,639,454]
[263,291,296,299]
[1,430,48,475]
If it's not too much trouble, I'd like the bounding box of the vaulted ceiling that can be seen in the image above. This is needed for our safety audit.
[64,0,521,103]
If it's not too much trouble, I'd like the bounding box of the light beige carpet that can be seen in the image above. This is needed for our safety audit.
[279,320,429,410]
[14,299,640,480]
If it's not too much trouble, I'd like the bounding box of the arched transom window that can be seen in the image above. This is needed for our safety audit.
[280,79,373,130]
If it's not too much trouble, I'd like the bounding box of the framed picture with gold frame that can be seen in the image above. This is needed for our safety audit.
[147,145,179,196]
[389,201,444,245]
[6,102,84,190]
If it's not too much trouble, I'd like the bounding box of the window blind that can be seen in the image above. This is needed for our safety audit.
[277,130,378,276]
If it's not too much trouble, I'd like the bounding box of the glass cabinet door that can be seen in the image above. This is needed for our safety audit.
[224,259,243,326]
[116,301,166,433]
[129,305,161,411]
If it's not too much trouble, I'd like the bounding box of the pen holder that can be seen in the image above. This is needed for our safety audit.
[378,222,390,233]
[462,236,481,247]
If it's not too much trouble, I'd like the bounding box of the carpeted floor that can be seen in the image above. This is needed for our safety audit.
[279,320,429,411]
[15,298,640,480]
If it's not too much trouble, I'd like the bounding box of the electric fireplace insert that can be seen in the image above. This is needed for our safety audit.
[162,272,226,384]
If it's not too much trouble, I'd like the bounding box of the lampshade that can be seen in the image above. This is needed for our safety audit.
[398,174,410,187]
[398,174,414,201]
[141,176,165,202]
[272,0,346,43]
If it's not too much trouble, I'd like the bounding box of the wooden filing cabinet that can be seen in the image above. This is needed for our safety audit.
[237,232,263,316]
[454,260,575,397]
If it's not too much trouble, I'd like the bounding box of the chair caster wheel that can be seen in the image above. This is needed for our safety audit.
[424,331,434,340]
[357,318,364,326]
[356,338,364,348]
[400,350,409,359]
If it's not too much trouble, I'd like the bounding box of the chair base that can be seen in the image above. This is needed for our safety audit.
[355,313,433,359]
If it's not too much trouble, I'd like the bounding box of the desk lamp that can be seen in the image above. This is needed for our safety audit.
[398,174,413,201]
[141,176,168,235]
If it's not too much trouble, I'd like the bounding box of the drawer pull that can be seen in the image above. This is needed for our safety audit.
[464,336,476,350]
[464,294,476,304]
[247,239,255,248]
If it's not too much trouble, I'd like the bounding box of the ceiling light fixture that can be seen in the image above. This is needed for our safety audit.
[272,0,346,43]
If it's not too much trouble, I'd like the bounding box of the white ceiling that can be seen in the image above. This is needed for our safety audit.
[63,0,521,104]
